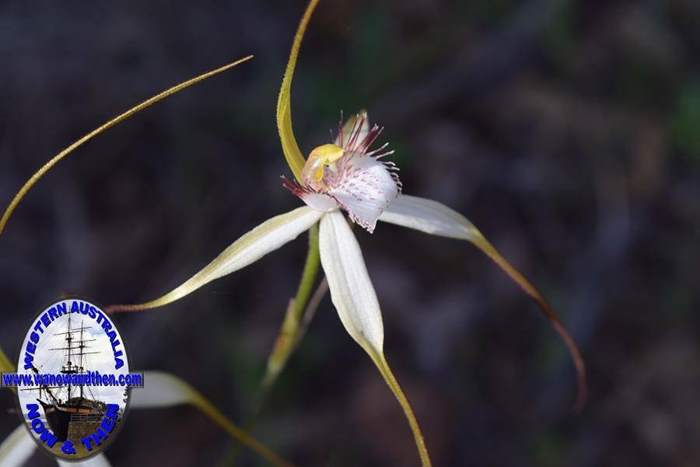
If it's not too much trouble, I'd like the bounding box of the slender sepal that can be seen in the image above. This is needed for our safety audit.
[319,211,384,353]
[276,0,321,181]
[319,211,432,466]
[0,56,254,236]
[107,207,322,313]
[380,194,587,409]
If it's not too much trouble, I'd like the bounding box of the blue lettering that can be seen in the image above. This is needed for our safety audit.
[61,440,76,455]
[23,353,34,370]
[31,418,44,433]
[81,436,94,451]
[39,427,57,447]
[101,416,115,433]
[105,404,119,418]
[40,313,50,328]
[26,404,40,419]
[94,309,104,324]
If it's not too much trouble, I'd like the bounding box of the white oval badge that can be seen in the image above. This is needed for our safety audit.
[12,299,134,460]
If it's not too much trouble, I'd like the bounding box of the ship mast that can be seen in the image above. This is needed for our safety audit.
[50,314,98,404]
[79,320,85,399]
[21,365,62,405]
[66,313,72,401]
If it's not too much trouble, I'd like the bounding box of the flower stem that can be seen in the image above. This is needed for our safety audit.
[221,228,324,467]
[261,223,320,392]
[291,224,321,324]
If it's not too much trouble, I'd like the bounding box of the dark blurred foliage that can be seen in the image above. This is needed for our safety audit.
[1,0,699,466]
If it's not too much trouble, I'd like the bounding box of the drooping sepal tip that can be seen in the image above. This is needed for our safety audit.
[379,194,588,410]
[470,230,588,411]
[319,211,432,466]
[370,351,433,467]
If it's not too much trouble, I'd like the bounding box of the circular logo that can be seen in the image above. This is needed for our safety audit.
[14,299,132,460]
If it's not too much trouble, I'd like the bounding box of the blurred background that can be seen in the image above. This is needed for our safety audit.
[1,0,698,466]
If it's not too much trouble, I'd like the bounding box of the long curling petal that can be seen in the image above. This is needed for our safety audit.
[319,211,432,466]
[276,0,321,181]
[0,55,254,237]
[380,194,587,410]
[107,207,322,313]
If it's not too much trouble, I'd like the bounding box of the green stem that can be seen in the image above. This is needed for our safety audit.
[220,227,322,467]
[261,224,320,391]
[291,224,321,322]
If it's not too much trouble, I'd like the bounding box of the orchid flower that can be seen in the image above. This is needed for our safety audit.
[103,2,585,465]
[0,1,586,466]
[107,112,584,465]
[0,348,294,467]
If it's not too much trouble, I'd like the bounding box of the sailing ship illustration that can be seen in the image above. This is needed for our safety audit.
[24,314,108,442]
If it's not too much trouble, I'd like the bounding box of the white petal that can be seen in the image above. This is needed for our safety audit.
[298,191,339,212]
[319,211,384,354]
[129,371,195,409]
[379,194,479,240]
[118,206,323,310]
[335,111,370,149]
[328,155,399,233]
[0,426,36,467]
[57,454,111,467]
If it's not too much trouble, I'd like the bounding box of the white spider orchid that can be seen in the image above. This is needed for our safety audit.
[106,114,584,467]
[104,3,585,465]
[0,1,585,465]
